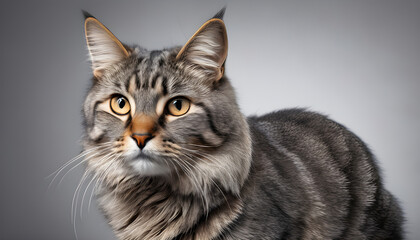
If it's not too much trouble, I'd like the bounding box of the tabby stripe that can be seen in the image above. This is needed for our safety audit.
[195,102,227,138]
[135,72,141,89]
[125,74,132,92]
[142,73,150,90]
[151,74,159,89]
[91,100,102,127]
[335,134,367,239]
[260,185,291,235]
[150,50,162,60]
[158,114,166,128]
[161,76,168,95]
[158,58,164,67]
[124,115,132,128]
[192,133,212,146]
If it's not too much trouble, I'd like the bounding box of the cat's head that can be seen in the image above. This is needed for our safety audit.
[82,9,251,196]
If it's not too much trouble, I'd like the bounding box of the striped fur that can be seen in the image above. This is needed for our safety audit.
[81,10,403,240]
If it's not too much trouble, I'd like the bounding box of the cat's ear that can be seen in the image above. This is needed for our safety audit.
[84,13,130,78]
[176,8,228,81]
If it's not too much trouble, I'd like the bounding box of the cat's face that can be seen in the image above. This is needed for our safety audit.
[82,13,251,194]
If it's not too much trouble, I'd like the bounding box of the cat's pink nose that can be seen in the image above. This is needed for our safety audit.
[131,133,154,150]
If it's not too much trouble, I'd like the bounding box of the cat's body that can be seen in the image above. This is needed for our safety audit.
[81,10,403,240]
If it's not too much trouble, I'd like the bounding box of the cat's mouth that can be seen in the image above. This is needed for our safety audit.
[127,151,171,176]
[131,152,155,162]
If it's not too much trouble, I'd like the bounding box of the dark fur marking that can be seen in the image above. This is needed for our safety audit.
[91,100,102,127]
[82,10,95,19]
[150,50,162,60]
[161,76,168,95]
[118,210,140,231]
[195,102,227,138]
[151,74,159,89]
[124,115,132,128]
[158,58,164,67]
[92,132,105,143]
[125,74,132,92]
[158,114,166,128]
[135,72,141,89]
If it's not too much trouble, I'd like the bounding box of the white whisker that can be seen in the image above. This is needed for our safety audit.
[48,143,113,188]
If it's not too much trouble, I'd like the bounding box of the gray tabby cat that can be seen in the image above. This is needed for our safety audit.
[81,9,403,240]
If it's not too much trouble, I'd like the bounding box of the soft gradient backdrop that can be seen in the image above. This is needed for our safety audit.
[1,0,419,239]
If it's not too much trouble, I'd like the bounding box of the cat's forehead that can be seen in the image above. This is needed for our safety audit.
[92,46,211,115]
[113,48,193,112]
[132,48,208,94]
[138,49,170,70]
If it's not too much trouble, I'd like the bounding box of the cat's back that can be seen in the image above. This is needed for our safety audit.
[248,108,359,173]
[240,108,403,239]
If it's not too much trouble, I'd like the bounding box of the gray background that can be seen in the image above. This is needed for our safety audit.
[0,0,419,239]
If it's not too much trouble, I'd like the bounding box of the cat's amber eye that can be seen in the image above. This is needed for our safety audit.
[167,97,191,116]
[110,95,131,115]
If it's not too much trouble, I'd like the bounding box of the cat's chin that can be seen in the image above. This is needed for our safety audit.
[127,153,171,176]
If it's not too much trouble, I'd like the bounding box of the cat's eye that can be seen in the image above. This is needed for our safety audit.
[167,97,191,116]
[110,95,131,115]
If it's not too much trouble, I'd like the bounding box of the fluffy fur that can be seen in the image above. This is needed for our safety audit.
[80,10,403,240]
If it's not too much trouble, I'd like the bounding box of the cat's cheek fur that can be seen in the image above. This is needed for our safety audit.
[88,125,105,142]
[121,135,139,159]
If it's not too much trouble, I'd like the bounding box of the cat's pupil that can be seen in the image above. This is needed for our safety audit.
[174,100,183,111]
[117,98,125,109]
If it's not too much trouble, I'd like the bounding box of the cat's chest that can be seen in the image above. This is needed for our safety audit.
[96,183,243,240]
[96,183,193,239]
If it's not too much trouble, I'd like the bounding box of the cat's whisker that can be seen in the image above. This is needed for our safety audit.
[82,152,123,217]
[47,143,105,178]
[181,147,223,165]
[100,154,122,186]
[72,151,120,240]
[47,144,111,188]
[178,150,234,215]
[186,157,232,213]
[91,152,123,199]
[181,143,215,148]
[209,178,232,212]
[181,147,237,181]
[80,172,97,219]
[166,159,181,180]
[73,151,114,221]
[71,170,90,222]
[57,150,103,186]
[173,156,209,214]
[181,147,234,179]
[71,170,90,240]
[180,161,207,210]
[88,174,101,213]
[160,157,175,179]
[48,142,113,179]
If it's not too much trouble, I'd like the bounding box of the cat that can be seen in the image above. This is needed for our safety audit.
[81,8,404,240]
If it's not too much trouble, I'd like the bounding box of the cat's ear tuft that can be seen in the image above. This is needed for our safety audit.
[176,16,228,81]
[82,10,95,20]
[84,16,130,78]
[212,6,226,20]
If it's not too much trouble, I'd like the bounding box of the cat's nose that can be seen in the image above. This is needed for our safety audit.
[130,114,156,150]
[131,133,154,150]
